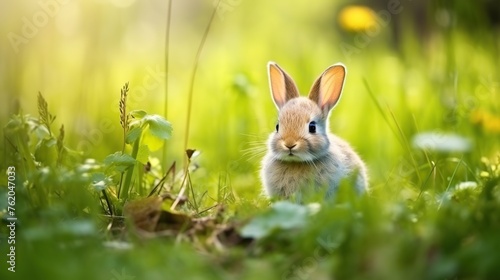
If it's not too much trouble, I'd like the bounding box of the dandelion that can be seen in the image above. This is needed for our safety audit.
[338,5,377,33]
[470,109,500,134]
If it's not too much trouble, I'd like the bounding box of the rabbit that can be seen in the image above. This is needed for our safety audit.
[261,62,368,199]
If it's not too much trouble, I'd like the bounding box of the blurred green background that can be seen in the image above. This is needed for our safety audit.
[1,0,499,279]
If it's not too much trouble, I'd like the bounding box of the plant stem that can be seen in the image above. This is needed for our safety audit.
[162,0,173,171]
[121,133,141,201]
[183,0,220,167]
[102,189,113,216]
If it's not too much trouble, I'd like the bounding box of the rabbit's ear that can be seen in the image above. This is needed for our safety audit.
[308,63,346,114]
[268,62,300,109]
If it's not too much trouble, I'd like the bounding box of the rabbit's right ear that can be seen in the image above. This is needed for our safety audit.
[268,62,300,109]
[308,63,346,116]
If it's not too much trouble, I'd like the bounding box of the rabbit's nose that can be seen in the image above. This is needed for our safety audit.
[285,144,297,150]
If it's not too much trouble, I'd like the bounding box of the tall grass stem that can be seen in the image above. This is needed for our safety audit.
[183,0,221,166]
[162,0,173,170]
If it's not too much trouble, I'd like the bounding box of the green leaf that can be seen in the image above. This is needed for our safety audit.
[143,114,172,140]
[5,115,23,128]
[58,146,84,167]
[90,172,111,191]
[103,152,136,172]
[126,126,143,144]
[34,137,58,167]
[34,124,51,139]
[240,201,317,239]
[129,110,147,119]
[141,126,163,151]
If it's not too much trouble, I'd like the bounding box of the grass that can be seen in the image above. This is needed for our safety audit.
[1,1,500,279]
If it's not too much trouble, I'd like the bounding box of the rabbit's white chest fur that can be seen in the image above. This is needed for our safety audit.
[261,134,367,198]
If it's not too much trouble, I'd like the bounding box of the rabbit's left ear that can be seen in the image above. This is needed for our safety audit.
[308,63,346,115]
[268,62,300,109]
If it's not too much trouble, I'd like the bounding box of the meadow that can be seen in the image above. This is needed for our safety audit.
[0,1,499,279]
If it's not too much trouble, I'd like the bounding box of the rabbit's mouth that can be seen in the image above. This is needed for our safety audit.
[277,151,312,162]
[287,153,299,160]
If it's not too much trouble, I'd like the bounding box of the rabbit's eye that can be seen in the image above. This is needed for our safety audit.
[275,123,279,132]
[309,121,317,133]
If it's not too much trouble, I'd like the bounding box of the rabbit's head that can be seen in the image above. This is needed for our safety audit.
[267,62,346,162]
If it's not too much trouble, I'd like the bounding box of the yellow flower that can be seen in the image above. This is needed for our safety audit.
[470,109,500,134]
[338,5,377,33]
